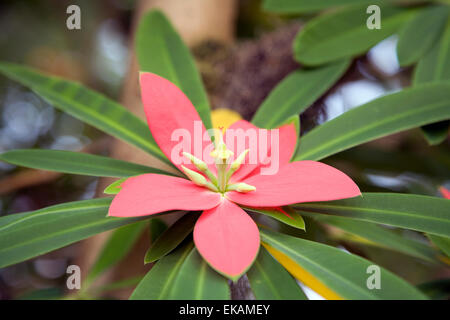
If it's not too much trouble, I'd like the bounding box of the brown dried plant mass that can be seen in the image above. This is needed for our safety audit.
[195,23,302,121]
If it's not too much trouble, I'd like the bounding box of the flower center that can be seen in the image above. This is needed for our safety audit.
[180,128,255,194]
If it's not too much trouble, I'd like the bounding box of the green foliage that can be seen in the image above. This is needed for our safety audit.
[243,206,305,230]
[0,62,171,166]
[0,198,142,268]
[130,242,193,300]
[136,10,212,130]
[420,121,450,146]
[1,7,449,300]
[261,229,428,299]
[86,221,148,282]
[252,59,350,128]
[397,5,449,66]
[263,0,375,13]
[103,178,127,194]
[247,247,307,300]
[294,83,450,161]
[168,248,230,299]
[413,20,450,85]
[144,213,198,263]
[294,193,450,238]
[0,149,172,178]
[412,18,450,145]
[149,218,169,242]
[293,4,414,66]
[304,212,438,262]
[428,234,450,257]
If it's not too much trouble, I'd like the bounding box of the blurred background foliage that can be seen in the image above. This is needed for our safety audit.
[0,0,448,299]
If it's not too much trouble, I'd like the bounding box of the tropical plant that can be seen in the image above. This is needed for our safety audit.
[0,4,449,300]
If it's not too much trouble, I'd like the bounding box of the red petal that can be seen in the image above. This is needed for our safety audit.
[108,174,221,217]
[225,120,297,182]
[140,72,214,171]
[440,186,450,199]
[227,160,361,207]
[193,199,260,280]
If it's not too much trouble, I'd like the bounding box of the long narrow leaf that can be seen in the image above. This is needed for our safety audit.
[86,221,148,282]
[261,229,428,299]
[294,193,450,238]
[0,62,170,165]
[252,59,350,128]
[304,212,437,262]
[129,242,193,300]
[428,234,450,257]
[294,5,414,66]
[136,10,212,130]
[244,206,305,230]
[413,20,450,85]
[397,5,448,67]
[0,149,173,178]
[412,20,450,145]
[168,248,230,299]
[247,246,307,300]
[263,0,374,14]
[144,213,198,263]
[0,198,144,268]
[420,121,449,146]
[294,83,450,161]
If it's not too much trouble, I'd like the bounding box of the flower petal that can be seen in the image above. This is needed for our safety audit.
[108,174,221,217]
[440,186,450,199]
[193,198,260,280]
[227,160,361,207]
[139,72,214,170]
[225,120,297,182]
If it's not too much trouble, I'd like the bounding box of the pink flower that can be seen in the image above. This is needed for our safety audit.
[440,186,450,199]
[108,73,361,280]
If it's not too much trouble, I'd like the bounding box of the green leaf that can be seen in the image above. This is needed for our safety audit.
[86,221,148,282]
[251,59,350,128]
[144,213,198,263]
[294,193,450,238]
[136,10,212,130]
[303,212,437,262]
[260,228,428,299]
[0,149,173,178]
[330,145,450,179]
[397,5,449,66]
[103,178,127,195]
[149,218,168,242]
[294,83,450,161]
[420,121,449,146]
[0,62,170,166]
[0,198,145,268]
[413,20,450,85]
[91,276,143,295]
[417,278,450,300]
[411,20,450,145]
[129,242,193,300]
[244,206,305,230]
[294,5,415,66]
[263,0,374,14]
[428,234,450,257]
[168,248,230,299]
[18,288,63,300]
[247,246,307,300]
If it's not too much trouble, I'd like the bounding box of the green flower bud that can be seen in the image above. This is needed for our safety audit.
[230,149,249,171]
[227,182,256,193]
[183,152,208,171]
[180,165,207,187]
